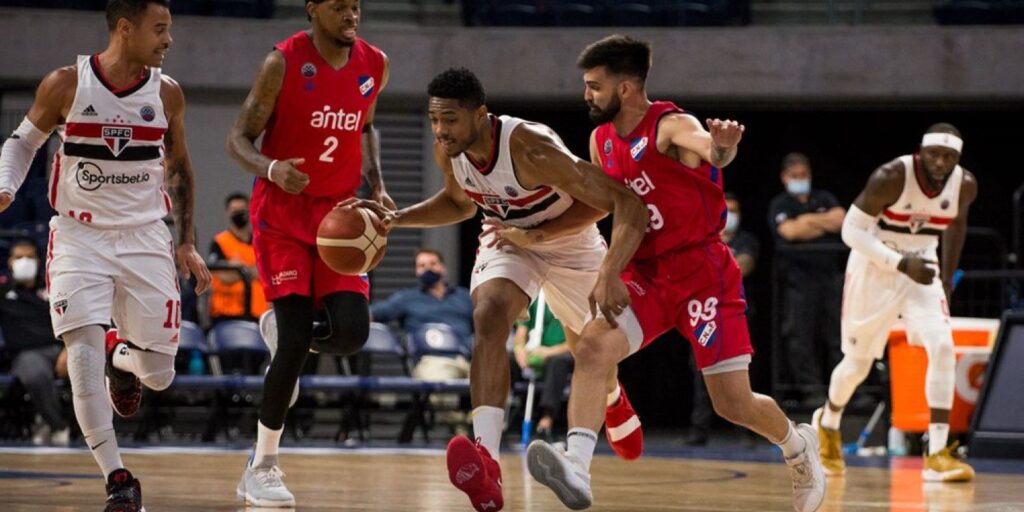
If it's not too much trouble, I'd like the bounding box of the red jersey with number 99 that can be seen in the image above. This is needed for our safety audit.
[595,101,727,260]
[260,31,385,199]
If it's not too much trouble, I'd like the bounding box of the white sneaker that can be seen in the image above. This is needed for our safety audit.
[259,310,299,408]
[786,423,826,512]
[527,440,593,510]
[236,454,296,507]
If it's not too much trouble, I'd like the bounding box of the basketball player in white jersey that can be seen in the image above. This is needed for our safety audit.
[347,67,647,512]
[0,1,210,510]
[814,123,977,482]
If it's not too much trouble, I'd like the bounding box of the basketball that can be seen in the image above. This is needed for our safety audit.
[316,205,388,275]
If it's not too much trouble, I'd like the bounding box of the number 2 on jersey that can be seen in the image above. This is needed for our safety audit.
[320,136,339,163]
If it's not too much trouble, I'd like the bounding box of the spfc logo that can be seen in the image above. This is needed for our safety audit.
[52,297,68,316]
[629,136,648,161]
[482,195,509,216]
[301,62,317,78]
[908,214,929,234]
[358,75,375,98]
[102,127,132,156]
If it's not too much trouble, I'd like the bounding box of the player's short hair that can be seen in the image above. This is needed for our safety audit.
[415,248,445,264]
[305,0,327,21]
[106,0,170,31]
[428,68,486,110]
[9,237,38,258]
[780,152,811,173]
[724,191,740,204]
[577,35,652,83]
[224,191,249,208]
[926,122,962,139]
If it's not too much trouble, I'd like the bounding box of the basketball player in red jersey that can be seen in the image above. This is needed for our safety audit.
[526,36,826,512]
[0,1,211,510]
[225,0,391,506]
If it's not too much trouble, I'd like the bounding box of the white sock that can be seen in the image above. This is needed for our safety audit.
[83,426,124,477]
[566,428,598,472]
[776,422,807,459]
[112,342,132,373]
[252,421,283,468]
[472,406,504,457]
[112,344,176,390]
[928,423,950,455]
[821,403,843,431]
[606,384,621,407]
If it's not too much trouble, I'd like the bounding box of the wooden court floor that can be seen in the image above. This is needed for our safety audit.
[1,448,1022,511]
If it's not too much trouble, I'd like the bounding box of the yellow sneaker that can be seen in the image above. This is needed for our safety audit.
[923,443,975,482]
[812,407,845,476]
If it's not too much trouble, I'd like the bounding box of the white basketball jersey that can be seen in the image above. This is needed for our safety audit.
[876,154,962,257]
[451,115,575,229]
[51,55,170,229]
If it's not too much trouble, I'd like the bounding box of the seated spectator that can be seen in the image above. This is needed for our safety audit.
[370,249,473,432]
[511,295,572,442]
[208,192,268,323]
[0,238,69,446]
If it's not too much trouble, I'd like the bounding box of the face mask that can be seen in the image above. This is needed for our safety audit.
[724,212,740,233]
[11,257,38,282]
[787,179,811,196]
[418,269,442,288]
[230,211,249,229]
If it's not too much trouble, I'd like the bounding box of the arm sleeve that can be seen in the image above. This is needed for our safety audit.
[841,205,902,271]
[0,118,51,196]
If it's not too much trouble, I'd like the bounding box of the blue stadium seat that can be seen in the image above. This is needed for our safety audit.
[179,321,209,354]
[481,1,544,26]
[550,0,608,26]
[607,2,657,26]
[408,323,472,363]
[934,0,1024,24]
[209,320,266,375]
[362,322,407,358]
[657,0,733,26]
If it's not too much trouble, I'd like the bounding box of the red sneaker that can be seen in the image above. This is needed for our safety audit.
[446,435,503,511]
[605,384,643,460]
[105,329,141,418]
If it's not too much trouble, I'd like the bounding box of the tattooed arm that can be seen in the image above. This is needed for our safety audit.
[162,76,212,293]
[361,52,395,209]
[226,50,309,194]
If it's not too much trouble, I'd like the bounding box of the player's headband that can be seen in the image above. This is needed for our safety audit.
[921,132,963,153]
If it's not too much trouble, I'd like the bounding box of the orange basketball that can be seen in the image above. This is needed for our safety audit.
[316,205,388,275]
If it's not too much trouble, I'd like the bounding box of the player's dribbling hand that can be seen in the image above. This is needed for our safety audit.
[177,243,213,294]
[0,192,13,214]
[373,190,397,212]
[269,158,309,194]
[898,256,937,285]
[589,274,631,329]
[480,219,535,250]
[706,118,745,148]
[337,197,398,233]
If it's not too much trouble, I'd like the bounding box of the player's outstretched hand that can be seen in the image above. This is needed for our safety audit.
[269,158,309,194]
[480,218,535,250]
[0,192,13,214]
[373,190,397,212]
[589,274,631,329]
[706,118,745,149]
[898,256,937,285]
[178,243,212,294]
[337,197,397,232]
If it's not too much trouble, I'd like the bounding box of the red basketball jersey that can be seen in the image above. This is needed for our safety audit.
[260,32,385,199]
[595,101,727,260]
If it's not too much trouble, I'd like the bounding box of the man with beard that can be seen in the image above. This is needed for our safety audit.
[225,0,391,506]
[814,124,977,483]
[526,35,826,512]
[348,67,648,512]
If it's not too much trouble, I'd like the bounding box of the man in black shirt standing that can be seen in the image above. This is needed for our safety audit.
[768,153,846,406]
[0,238,69,445]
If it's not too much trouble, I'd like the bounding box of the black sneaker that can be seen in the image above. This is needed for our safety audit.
[105,330,141,418]
[105,468,144,512]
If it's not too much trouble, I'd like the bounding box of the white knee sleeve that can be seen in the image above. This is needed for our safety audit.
[113,346,176,391]
[827,356,873,407]
[65,326,114,435]
[923,332,955,410]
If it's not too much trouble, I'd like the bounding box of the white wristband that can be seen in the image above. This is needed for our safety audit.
[266,159,279,184]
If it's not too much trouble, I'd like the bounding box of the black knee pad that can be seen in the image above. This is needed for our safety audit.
[312,292,370,356]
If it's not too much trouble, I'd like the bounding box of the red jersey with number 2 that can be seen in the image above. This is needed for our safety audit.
[594,101,726,259]
[260,31,385,199]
